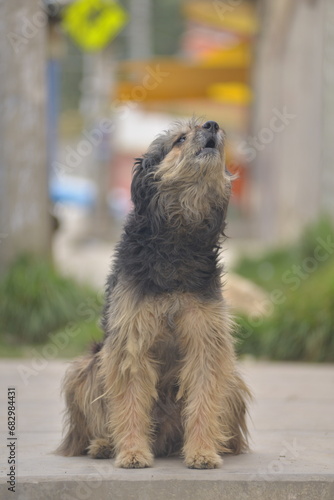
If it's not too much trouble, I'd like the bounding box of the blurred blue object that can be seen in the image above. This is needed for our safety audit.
[50,176,97,208]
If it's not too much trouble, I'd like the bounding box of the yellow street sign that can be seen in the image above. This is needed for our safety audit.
[62,0,127,52]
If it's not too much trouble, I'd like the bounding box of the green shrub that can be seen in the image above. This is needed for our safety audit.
[0,254,102,345]
[235,216,334,292]
[234,217,334,362]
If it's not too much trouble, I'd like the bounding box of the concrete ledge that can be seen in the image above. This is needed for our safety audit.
[0,360,334,499]
[9,475,334,500]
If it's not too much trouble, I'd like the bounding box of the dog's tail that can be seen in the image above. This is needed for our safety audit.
[55,352,102,456]
[219,371,252,455]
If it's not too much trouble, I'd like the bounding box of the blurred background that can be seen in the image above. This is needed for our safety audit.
[1,0,334,361]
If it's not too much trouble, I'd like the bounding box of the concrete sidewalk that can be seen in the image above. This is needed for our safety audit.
[0,360,333,500]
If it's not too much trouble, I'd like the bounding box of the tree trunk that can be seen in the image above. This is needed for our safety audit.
[0,0,51,274]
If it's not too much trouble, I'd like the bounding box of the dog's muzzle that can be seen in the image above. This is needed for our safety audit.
[196,121,220,156]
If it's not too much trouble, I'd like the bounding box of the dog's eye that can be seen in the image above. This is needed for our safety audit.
[175,135,186,145]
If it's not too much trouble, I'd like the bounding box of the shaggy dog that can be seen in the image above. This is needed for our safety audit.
[57,118,251,469]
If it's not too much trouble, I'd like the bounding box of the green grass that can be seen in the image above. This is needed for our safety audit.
[235,216,334,292]
[0,254,104,357]
[0,318,103,359]
[234,217,334,362]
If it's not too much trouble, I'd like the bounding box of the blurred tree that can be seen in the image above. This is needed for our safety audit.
[152,0,184,56]
[252,0,334,242]
[0,0,51,274]
[117,0,184,58]
[128,0,152,59]
[60,39,83,113]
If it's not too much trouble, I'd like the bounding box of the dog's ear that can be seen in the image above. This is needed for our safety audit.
[131,157,156,214]
[131,134,169,214]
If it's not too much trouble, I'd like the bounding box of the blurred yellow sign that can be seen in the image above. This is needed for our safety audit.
[62,0,127,51]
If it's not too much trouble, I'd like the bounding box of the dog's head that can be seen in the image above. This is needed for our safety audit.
[131,118,231,226]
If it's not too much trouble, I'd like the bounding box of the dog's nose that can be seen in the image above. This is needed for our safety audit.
[202,121,219,133]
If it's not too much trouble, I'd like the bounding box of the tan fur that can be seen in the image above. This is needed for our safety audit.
[57,291,251,468]
[56,354,108,457]
[152,122,230,227]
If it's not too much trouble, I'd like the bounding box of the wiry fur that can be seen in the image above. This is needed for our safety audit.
[56,118,251,469]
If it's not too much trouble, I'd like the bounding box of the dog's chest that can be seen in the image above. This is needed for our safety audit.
[150,314,181,395]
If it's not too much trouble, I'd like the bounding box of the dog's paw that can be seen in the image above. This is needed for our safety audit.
[185,450,223,469]
[87,438,114,459]
[115,448,153,468]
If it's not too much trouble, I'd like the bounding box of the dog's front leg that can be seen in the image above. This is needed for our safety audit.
[177,298,235,469]
[101,295,159,468]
